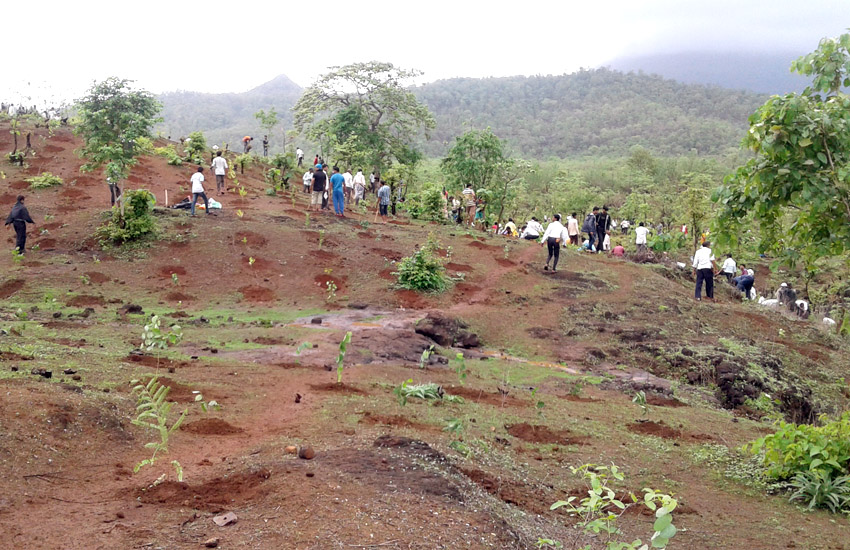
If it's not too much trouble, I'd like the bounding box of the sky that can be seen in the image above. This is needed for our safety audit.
[2,0,846,106]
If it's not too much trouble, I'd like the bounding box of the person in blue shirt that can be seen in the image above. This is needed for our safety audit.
[329,166,346,217]
[376,178,391,223]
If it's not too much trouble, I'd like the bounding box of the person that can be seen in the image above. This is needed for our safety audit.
[377,179,391,222]
[342,168,354,202]
[5,195,35,254]
[567,212,580,245]
[320,165,330,211]
[692,241,717,301]
[602,232,611,252]
[262,135,269,157]
[595,206,612,254]
[719,254,737,282]
[313,155,319,167]
[733,269,755,299]
[353,169,366,205]
[540,214,568,272]
[330,166,346,217]
[620,219,630,235]
[474,199,486,228]
[521,216,544,240]
[190,166,211,216]
[775,282,798,313]
[296,147,304,167]
[634,222,650,254]
[310,164,326,212]
[370,172,377,194]
[107,176,121,206]
[462,184,476,227]
[502,218,518,237]
[211,151,228,194]
[302,167,314,194]
[242,135,253,154]
[611,244,625,257]
[582,208,598,248]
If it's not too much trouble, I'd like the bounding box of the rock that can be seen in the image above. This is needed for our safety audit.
[298,445,315,460]
[212,512,237,526]
[71,374,82,381]
[310,317,323,325]
[294,393,302,403]
[30,368,52,379]
[52,311,62,319]
[347,303,369,310]
[118,304,144,315]
[204,538,220,548]
[63,368,76,375]
[285,445,297,454]
[10,366,18,372]
[414,313,480,348]
[306,472,315,477]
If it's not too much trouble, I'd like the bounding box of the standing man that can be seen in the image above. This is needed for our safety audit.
[582,208,598,250]
[353,169,366,206]
[107,176,121,206]
[302,167,314,194]
[190,167,211,216]
[320,165,331,211]
[262,135,269,157]
[211,151,228,194]
[692,241,717,301]
[5,195,35,254]
[540,214,568,272]
[370,172,377,194]
[620,219,630,235]
[462,184,476,227]
[567,212,580,245]
[377,179,391,223]
[330,166,346,217]
[296,147,304,167]
[595,206,612,254]
[634,222,650,254]
[719,254,737,282]
[343,167,354,203]
[310,164,326,212]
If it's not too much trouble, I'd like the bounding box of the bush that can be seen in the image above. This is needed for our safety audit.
[789,469,850,513]
[26,172,63,189]
[184,131,207,164]
[407,183,445,221]
[648,232,686,252]
[395,247,449,293]
[154,145,182,166]
[96,189,158,245]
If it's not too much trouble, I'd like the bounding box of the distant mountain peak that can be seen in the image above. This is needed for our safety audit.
[248,74,302,95]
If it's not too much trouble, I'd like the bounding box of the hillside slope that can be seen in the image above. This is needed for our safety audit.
[1,123,849,549]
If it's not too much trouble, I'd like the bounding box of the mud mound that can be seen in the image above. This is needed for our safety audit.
[526,327,561,340]
[378,268,395,280]
[310,249,337,261]
[395,289,430,309]
[309,382,366,395]
[156,265,187,278]
[449,386,525,407]
[0,278,25,298]
[235,231,267,247]
[506,423,587,445]
[646,395,687,407]
[239,285,276,302]
[83,271,110,284]
[359,412,436,432]
[252,336,290,345]
[66,294,105,307]
[61,188,88,199]
[137,467,271,512]
[415,313,480,348]
[462,467,553,515]
[35,238,57,248]
[495,258,516,267]
[241,256,277,271]
[314,274,346,293]
[469,240,499,251]
[628,421,681,439]
[445,262,473,272]
[43,144,63,153]
[124,354,191,370]
[357,231,374,239]
[164,291,192,302]
[0,193,19,205]
[182,418,244,435]
[371,247,402,261]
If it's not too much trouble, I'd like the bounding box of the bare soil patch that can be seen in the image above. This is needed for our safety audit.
[164,291,193,302]
[461,467,553,515]
[235,231,267,247]
[136,467,271,512]
[506,423,588,445]
[83,271,110,284]
[314,274,346,293]
[156,265,186,278]
[239,285,276,302]
[66,294,105,307]
[0,278,25,298]
[449,386,526,407]
[310,249,337,261]
[469,240,499,251]
[646,394,687,407]
[446,262,473,272]
[358,412,437,432]
[308,382,367,395]
[495,258,516,267]
[181,418,244,435]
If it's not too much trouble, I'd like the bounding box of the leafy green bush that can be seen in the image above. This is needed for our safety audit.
[184,131,207,164]
[407,183,445,221]
[154,145,182,166]
[96,189,158,245]
[26,172,63,189]
[746,412,850,480]
[395,247,448,293]
[648,232,686,252]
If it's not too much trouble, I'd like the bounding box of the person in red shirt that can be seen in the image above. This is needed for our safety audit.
[242,136,253,153]
[611,244,625,257]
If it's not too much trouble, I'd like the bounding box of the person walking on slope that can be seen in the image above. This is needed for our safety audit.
[634,222,650,254]
[190,166,211,216]
[211,151,228,194]
[330,166,346,217]
[343,168,354,203]
[595,206,612,254]
[693,241,717,301]
[353,169,366,205]
[567,212,580,245]
[296,147,304,167]
[310,164,326,212]
[462,184,476,227]
[5,195,35,254]
[377,179,391,223]
[582,208,598,251]
[303,167,314,194]
[540,214,569,272]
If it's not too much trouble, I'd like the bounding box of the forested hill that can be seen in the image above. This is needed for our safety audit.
[157,68,768,158]
[412,69,766,158]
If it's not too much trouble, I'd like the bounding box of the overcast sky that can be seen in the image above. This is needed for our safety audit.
[3,0,846,106]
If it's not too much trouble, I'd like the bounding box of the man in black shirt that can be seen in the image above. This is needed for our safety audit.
[5,195,35,254]
[310,164,327,212]
[595,206,612,254]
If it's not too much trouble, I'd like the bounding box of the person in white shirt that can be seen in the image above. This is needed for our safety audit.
[190,166,210,216]
[719,254,737,282]
[567,212,580,245]
[210,151,228,194]
[540,214,569,272]
[522,217,544,240]
[303,168,313,194]
[620,219,630,235]
[634,222,650,253]
[343,169,354,202]
[692,241,717,301]
[353,169,366,205]
[296,147,304,167]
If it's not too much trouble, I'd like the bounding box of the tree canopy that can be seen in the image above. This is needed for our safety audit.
[292,62,435,171]
[74,77,161,183]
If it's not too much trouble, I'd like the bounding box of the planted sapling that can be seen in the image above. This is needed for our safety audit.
[336,331,352,384]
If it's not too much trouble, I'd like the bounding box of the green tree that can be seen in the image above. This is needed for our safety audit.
[714,31,850,267]
[184,131,207,164]
[74,77,161,187]
[293,62,435,173]
[676,173,714,251]
[254,108,280,151]
[441,128,506,192]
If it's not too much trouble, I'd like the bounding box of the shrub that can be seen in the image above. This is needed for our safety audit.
[96,189,157,245]
[407,183,445,221]
[789,470,850,513]
[154,145,182,166]
[648,232,686,252]
[26,172,63,189]
[184,131,207,164]
[395,247,448,293]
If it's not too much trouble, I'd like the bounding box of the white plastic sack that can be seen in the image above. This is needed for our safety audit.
[208,198,222,210]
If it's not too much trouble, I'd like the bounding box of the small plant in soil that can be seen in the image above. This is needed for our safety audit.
[11,248,23,264]
[453,352,467,384]
[570,381,585,397]
[130,376,187,480]
[504,243,510,259]
[249,256,256,266]
[30,244,39,251]
[171,273,179,286]
[241,236,247,244]
[536,539,563,549]
[336,331,352,384]
[419,345,434,369]
[236,209,244,218]
[531,387,545,417]
[633,391,649,419]
[394,380,464,406]
[238,186,247,199]
[26,172,63,189]
[79,275,91,285]
[294,341,313,364]
[305,212,311,228]
[141,314,183,369]
[394,246,449,293]
[326,280,337,302]
[318,230,325,249]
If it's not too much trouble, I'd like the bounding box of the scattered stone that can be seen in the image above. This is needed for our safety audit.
[204,538,220,548]
[415,313,480,348]
[285,445,297,454]
[212,512,237,527]
[347,303,369,310]
[294,393,302,403]
[118,304,144,315]
[52,312,62,319]
[71,375,82,381]
[168,367,175,373]
[10,366,18,372]
[306,472,315,477]
[310,317,323,325]
[30,368,52,379]
[298,445,316,460]
[102,388,110,393]
[63,368,76,375]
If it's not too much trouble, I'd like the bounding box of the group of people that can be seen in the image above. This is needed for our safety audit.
[301,163,392,221]
[691,241,759,302]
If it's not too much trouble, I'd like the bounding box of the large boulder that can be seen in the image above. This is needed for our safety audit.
[415,313,480,348]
